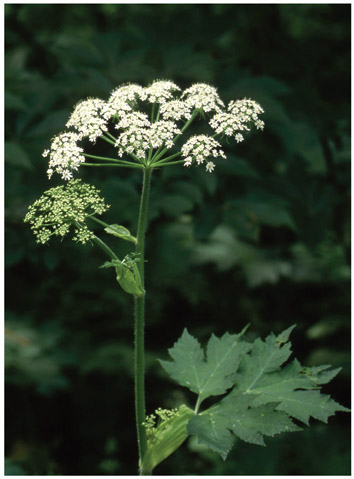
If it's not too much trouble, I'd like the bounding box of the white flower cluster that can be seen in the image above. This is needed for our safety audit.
[228,98,265,130]
[43,132,85,180]
[144,80,181,104]
[150,120,181,149]
[160,100,193,121]
[209,112,247,142]
[115,112,151,130]
[182,83,225,113]
[115,120,181,160]
[42,80,264,179]
[181,134,226,173]
[66,98,108,143]
[104,80,181,117]
[103,84,146,119]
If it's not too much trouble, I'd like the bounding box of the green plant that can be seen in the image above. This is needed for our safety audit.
[24,80,348,475]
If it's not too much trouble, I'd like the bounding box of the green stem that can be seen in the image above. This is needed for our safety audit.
[153,159,185,167]
[151,103,156,122]
[91,234,118,260]
[134,167,153,473]
[74,221,117,260]
[152,151,182,166]
[100,134,116,146]
[101,132,145,165]
[88,215,110,228]
[151,110,197,163]
[194,395,203,414]
[84,153,139,167]
[106,131,118,142]
[155,105,160,122]
[82,163,143,169]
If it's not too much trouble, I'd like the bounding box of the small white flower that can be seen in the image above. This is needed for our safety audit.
[66,98,108,142]
[62,170,73,181]
[205,161,215,173]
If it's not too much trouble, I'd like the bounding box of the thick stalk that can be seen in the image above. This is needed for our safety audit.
[134,167,153,473]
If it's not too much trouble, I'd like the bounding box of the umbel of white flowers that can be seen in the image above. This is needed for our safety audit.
[42,80,264,180]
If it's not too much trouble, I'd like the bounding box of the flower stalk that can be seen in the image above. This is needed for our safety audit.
[134,167,153,472]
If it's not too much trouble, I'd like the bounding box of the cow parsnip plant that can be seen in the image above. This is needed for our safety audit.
[24,80,348,475]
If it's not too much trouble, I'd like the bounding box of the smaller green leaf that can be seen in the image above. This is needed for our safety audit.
[104,224,137,244]
[100,256,144,297]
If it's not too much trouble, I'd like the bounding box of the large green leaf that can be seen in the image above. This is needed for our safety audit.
[161,326,349,460]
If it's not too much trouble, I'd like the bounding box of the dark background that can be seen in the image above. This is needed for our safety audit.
[5,4,350,476]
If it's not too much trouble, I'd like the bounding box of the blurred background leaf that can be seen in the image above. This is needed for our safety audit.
[5,4,350,475]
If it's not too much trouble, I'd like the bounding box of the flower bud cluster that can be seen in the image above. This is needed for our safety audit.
[142,407,179,439]
[24,179,110,244]
[181,134,226,173]
[43,132,85,181]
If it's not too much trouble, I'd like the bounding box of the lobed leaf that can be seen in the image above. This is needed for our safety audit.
[159,328,250,405]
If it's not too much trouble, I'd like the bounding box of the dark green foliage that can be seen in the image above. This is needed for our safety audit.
[5,4,350,475]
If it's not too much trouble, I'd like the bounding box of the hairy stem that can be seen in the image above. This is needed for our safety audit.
[134,167,153,473]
